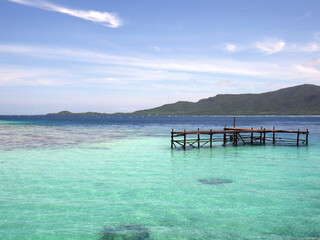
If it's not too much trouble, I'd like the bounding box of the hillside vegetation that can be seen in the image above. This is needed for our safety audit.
[132,84,320,115]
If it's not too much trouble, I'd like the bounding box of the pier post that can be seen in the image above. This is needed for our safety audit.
[210,129,213,148]
[183,129,186,150]
[297,129,300,146]
[234,132,238,146]
[197,128,200,148]
[223,132,226,146]
[171,129,174,149]
[306,129,309,145]
[260,126,262,143]
[251,128,253,144]
[273,127,275,144]
[263,128,266,144]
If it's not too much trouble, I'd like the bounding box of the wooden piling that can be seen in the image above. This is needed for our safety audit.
[210,129,213,148]
[183,129,186,150]
[297,129,300,146]
[234,131,238,146]
[273,127,275,144]
[306,129,309,145]
[251,127,253,144]
[223,132,226,146]
[171,129,174,149]
[197,128,200,148]
[260,126,263,143]
[263,128,266,144]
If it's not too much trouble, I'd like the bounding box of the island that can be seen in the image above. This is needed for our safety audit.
[48,84,320,115]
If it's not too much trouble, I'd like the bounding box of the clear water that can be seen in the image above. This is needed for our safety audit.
[0,116,319,240]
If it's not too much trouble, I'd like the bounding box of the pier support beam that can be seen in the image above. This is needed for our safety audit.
[297,129,300,146]
[210,129,213,148]
[251,128,253,144]
[263,128,266,144]
[306,129,309,145]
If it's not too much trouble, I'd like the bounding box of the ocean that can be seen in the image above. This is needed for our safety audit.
[0,115,319,239]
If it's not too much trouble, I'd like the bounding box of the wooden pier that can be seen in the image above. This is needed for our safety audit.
[171,126,309,150]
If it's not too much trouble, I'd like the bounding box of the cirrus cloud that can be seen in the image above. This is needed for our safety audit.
[8,0,122,28]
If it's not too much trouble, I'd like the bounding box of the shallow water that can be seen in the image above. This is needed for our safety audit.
[0,116,319,239]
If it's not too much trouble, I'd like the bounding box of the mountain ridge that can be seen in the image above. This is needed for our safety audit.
[48,84,320,115]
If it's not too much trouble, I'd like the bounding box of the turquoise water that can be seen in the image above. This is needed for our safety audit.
[0,116,320,239]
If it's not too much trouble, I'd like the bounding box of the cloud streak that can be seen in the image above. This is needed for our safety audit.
[255,39,286,55]
[8,0,122,28]
[0,65,74,86]
[1,44,320,85]
[0,44,267,77]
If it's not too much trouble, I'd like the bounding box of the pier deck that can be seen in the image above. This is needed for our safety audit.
[171,126,309,150]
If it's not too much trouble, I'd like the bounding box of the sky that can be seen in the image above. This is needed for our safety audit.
[0,0,320,114]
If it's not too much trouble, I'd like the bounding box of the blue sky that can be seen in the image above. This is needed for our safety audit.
[0,0,320,114]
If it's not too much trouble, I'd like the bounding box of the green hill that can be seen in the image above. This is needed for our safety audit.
[132,84,320,115]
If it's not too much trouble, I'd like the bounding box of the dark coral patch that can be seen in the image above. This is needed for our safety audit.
[198,178,233,185]
[101,224,150,240]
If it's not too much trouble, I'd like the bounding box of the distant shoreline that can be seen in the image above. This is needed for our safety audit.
[48,84,320,116]
[1,114,320,117]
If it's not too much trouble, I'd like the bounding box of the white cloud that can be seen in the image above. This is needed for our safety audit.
[294,65,320,75]
[225,44,237,53]
[219,80,237,88]
[306,58,320,67]
[255,39,286,54]
[289,43,320,53]
[8,0,122,28]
